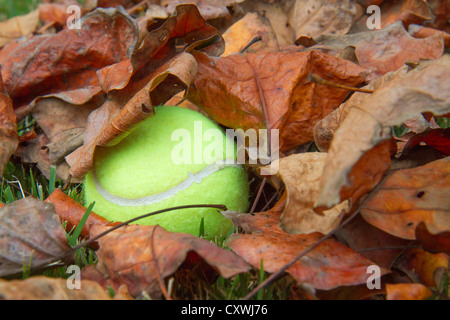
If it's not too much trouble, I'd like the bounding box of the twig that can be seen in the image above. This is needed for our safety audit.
[308,73,374,94]
[260,185,284,212]
[242,170,394,300]
[71,204,227,251]
[62,175,72,192]
[240,36,262,54]
[21,204,228,275]
[249,177,267,214]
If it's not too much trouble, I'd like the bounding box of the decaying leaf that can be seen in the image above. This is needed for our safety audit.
[0,197,72,278]
[66,52,198,179]
[0,73,17,176]
[391,248,449,290]
[97,4,224,93]
[188,49,367,151]
[267,153,349,235]
[415,222,450,255]
[85,224,250,298]
[297,21,444,77]
[386,283,432,300]
[222,12,279,56]
[288,0,357,40]
[226,232,388,290]
[0,276,126,300]
[0,9,39,48]
[380,0,432,29]
[335,215,411,270]
[45,188,116,247]
[360,157,450,240]
[315,55,450,212]
[1,7,139,115]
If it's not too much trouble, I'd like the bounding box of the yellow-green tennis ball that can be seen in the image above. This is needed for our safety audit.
[83,106,249,240]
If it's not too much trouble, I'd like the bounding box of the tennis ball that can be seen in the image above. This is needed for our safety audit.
[83,106,249,240]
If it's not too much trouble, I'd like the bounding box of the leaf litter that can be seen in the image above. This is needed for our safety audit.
[0,0,449,300]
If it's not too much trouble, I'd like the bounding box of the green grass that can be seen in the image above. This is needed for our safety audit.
[0,0,41,21]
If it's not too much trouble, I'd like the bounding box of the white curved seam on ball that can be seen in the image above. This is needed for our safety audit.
[92,161,241,207]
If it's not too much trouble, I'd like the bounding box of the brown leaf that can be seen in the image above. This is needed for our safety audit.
[288,0,357,40]
[313,68,413,153]
[20,133,76,183]
[336,215,411,270]
[1,7,138,114]
[85,224,250,298]
[360,157,450,240]
[0,73,18,176]
[226,232,388,290]
[0,276,117,300]
[298,21,444,77]
[223,194,286,235]
[163,0,241,21]
[392,248,448,287]
[97,4,224,93]
[315,55,450,212]
[409,24,450,48]
[0,197,72,278]
[386,283,432,300]
[45,188,116,248]
[38,3,74,26]
[380,0,432,29]
[415,222,450,255]
[270,153,349,234]
[222,12,279,56]
[0,9,39,48]
[237,0,295,47]
[188,49,367,151]
[66,52,198,179]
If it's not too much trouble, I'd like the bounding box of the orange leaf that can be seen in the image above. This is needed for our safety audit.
[361,157,450,240]
[85,224,250,298]
[315,55,450,212]
[386,283,432,300]
[188,49,367,151]
[0,72,17,175]
[1,7,138,114]
[45,188,116,248]
[226,232,388,290]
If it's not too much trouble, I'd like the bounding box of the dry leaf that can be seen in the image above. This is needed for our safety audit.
[415,222,450,256]
[336,215,411,270]
[226,232,388,290]
[85,224,250,298]
[0,276,116,300]
[0,197,72,278]
[1,7,138,115]
[66,52,198,179]
[380,0,432,29]
[360,157,450,240]
[298,21,444,77]
[188,49,367,151]
[315,55,450,212]
[392,248,449,287]
[222,12,279,56]
[45,188,116,247]
[386,283,432,300]
[0,73,18,176]
[288,0,357,40]
[270,153,349,234]
[0,9,39,48]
